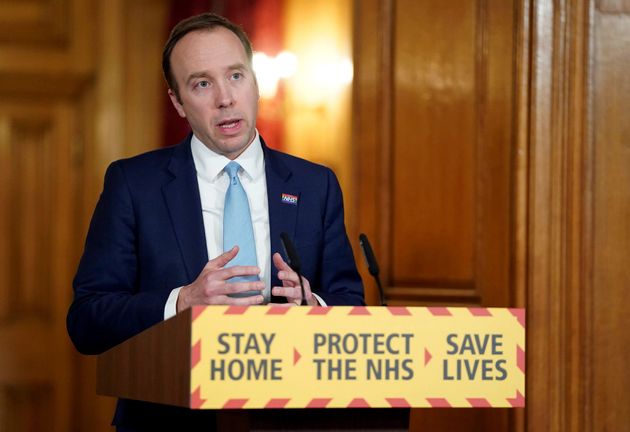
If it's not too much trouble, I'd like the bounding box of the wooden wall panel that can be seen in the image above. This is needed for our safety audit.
[0,0,94,97]
[392,1,477,285]
[0,0,168,431]
[0,0,69,45]
[352,0,391,307]
[353,0,517,430]
[0,384,54,431]
[353,0,515,307]
[6,117,54,320]
[0,3,91,426]
[0,103,77,432]
[591,9,630,430]
[597,0,630,12]
[521,0,630,430]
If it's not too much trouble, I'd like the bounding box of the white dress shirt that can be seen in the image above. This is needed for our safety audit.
[193,131,272,296]
[164,131,270,318]
[164,132,324,318]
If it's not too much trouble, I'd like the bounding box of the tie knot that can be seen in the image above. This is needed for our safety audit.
[225,161,241,180]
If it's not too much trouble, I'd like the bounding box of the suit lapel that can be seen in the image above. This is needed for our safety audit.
[162,137,208,282]
[161,136,298,286]
[263,141,299,262]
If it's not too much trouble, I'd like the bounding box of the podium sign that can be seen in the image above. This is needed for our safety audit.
[190,306,525,409]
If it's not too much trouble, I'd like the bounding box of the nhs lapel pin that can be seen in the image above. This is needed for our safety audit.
[281,193,298,206]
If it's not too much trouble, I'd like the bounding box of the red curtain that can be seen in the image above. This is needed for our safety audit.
[163,0,285,150]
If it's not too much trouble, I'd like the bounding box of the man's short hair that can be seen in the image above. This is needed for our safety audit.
[162,13,254,99]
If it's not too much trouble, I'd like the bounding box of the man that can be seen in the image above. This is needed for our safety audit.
[67,12,364,430]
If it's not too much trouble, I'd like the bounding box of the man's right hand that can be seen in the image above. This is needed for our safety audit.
[177,246,264,312]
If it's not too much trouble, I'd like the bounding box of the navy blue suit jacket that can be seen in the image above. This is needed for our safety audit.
[67,135,364,427]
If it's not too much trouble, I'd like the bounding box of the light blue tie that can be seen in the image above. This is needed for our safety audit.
[223,161,259,297]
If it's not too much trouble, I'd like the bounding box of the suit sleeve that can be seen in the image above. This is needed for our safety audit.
[315,168,365,306]
[67,162,172,355]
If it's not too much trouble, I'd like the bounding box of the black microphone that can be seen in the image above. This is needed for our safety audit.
[359,233,386,306]
[280,232,306,306]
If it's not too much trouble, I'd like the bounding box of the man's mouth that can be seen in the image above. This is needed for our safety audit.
[217,119,241,130]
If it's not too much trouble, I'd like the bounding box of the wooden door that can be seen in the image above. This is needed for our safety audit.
[352,0,518,430]
[353,0,630,431]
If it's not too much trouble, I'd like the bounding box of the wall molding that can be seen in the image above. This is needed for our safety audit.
[523,0,594,430]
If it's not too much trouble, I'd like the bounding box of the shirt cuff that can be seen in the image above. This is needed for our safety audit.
[164,287,182,320]
[312,292,327,306]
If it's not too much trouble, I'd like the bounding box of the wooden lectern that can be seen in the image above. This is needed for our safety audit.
[97,307,410,431]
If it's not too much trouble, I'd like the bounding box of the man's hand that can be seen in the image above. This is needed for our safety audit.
[177,246,265,312]
[271,252,318,306]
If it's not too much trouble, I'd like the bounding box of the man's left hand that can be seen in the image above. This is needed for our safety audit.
[271,252,318,306]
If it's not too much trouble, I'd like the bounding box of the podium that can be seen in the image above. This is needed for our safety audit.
[97,306,410,431]
[97,305,524,430]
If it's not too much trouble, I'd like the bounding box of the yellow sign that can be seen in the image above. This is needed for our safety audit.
[190,306,525,409]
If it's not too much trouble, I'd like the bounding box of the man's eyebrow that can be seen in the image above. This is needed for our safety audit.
[186,71,209,84]
[185,63,249,84]
[228,63,248,70]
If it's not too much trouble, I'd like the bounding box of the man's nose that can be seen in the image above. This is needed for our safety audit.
[215,82,234,108]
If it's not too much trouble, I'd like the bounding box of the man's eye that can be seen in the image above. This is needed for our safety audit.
[197,81,210,88]
[231,72,242,80]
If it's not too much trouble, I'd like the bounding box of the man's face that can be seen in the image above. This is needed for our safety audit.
[168,27,259,159]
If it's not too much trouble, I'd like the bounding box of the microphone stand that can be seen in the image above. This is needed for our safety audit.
[280,232,307,306]
[359,233,387,306]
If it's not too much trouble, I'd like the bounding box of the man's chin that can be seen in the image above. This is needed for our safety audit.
[219,140,253,159]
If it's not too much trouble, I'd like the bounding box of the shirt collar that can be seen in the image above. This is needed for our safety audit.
[191,130,264,182]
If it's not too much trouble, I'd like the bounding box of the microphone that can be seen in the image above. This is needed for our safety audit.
[359,233,386,306]
[280,232,306,306]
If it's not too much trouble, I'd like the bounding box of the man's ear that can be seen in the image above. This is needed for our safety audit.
[168,89,186,118]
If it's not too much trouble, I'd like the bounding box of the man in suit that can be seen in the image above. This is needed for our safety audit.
[67,12,364,430]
